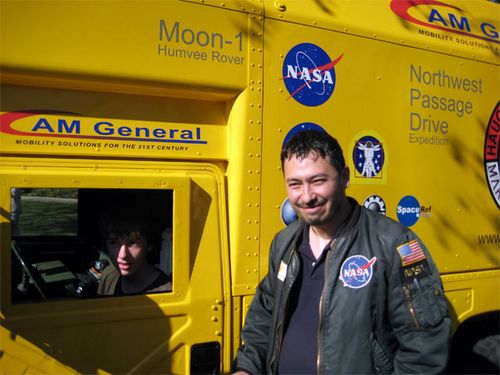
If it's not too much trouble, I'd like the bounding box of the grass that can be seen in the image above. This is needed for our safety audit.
[18,199,78,236]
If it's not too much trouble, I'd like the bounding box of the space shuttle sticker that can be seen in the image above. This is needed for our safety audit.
[281,43,344,106]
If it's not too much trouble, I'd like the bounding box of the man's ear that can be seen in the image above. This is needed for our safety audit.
[342,166,350,188]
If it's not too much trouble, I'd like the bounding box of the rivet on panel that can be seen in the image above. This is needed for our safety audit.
[275,1,286,11]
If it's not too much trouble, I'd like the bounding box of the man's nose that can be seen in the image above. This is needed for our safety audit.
[302,184,316,202]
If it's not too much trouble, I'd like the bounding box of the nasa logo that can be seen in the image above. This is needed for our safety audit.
[363,195,387,216]
[339,255,377,289]
[397,195,421,227]
[281,198,298,225]
[353,136,385,178]
[282,43,343,107]
[484,101,500,208]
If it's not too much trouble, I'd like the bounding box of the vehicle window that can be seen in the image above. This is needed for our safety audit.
[11,188,173,303]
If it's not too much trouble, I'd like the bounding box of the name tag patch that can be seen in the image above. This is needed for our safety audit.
[400,259,430,283]
[278,261,288,282]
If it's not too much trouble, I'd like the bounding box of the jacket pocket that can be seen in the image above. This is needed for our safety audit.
[370,332,394,374]
[404,277,448,328]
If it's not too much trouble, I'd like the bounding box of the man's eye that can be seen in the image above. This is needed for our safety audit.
[312,179,326,185]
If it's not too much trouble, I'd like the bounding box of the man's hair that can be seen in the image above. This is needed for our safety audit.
[280,130,346,173]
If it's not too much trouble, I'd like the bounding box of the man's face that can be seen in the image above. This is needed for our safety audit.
[106,234,149,277]
[284,151,349,228]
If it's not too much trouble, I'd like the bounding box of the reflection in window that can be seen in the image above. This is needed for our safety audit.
[12,188,78,237]
[11,188,173,303]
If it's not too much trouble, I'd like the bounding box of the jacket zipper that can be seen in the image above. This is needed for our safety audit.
[403,284,420,329]
[316,239,335,374]
[269,249,297,372]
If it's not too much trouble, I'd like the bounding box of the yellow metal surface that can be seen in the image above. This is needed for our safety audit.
[1,0,499,373]
[0,161,228,374]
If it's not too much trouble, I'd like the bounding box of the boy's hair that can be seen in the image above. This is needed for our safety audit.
[98,202,157,249]
[280,130,346,173]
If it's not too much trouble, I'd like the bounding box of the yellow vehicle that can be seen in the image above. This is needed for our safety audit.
[1,0,498,373]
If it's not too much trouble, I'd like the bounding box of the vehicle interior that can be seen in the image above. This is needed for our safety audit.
[10,187,173,303]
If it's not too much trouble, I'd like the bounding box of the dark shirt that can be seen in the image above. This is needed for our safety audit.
[114,270,171,295]
[278,225,331,375]
[98,265,171,295]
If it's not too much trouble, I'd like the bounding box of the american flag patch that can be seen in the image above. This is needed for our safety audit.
[397,240,426,266]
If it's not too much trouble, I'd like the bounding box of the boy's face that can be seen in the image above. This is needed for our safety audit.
[106,234,149,277]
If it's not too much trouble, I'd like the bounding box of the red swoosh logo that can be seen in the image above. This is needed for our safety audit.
[360,256,377,270]
[0,110,79,137]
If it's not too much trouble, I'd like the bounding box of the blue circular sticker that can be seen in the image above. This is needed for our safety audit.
[281,198,298,225]
[282,43,338,106]
[282,123,326,150]
[353,136,385,178]
[397,195,420,227]
[339,255,377,289]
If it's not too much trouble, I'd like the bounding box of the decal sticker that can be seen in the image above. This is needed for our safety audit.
[282,43,343,106]
[400,259,430,283]
[397,240,426,266]
[363,195,387,216]
[484,101,500,208]
[339,255,377,289]
[281,198,298,226]
[397,195,421,226]
[282,123,326,150]
[353,136,385,178]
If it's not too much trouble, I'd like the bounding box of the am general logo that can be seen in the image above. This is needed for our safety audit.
[390,0,499,46]
[282,43,344,106]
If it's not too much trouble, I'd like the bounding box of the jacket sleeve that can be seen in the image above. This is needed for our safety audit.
[387,232,451,374]
[233,235,281,374]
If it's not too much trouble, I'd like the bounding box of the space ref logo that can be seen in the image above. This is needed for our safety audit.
[397,195,421,227]
[282,43,343,106]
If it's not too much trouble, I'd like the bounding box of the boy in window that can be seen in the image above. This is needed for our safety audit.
[97,203,171,295]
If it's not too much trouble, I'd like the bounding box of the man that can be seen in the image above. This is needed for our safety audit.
[233,130,450,374]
